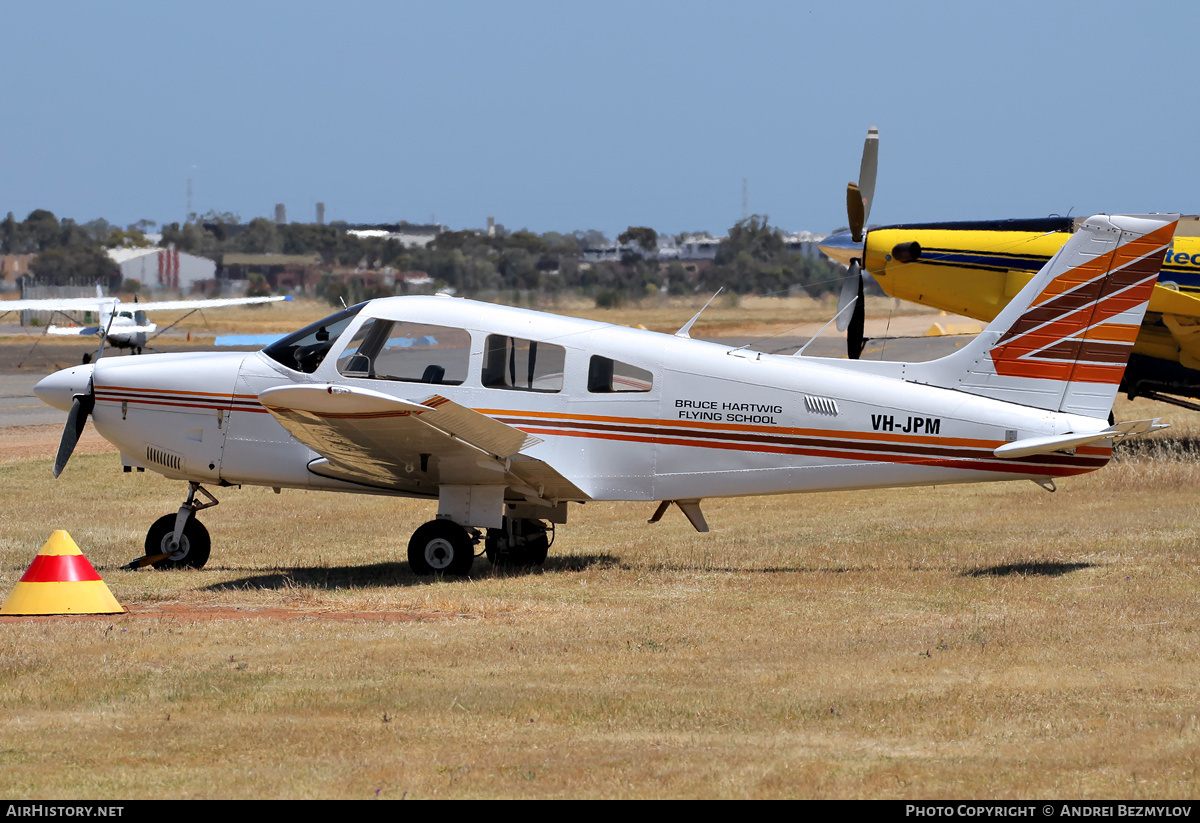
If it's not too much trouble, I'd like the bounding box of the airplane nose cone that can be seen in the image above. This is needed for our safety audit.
[34,364,94,412]
[817,229,864,267]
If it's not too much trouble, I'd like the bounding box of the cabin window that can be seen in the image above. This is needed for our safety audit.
[481,335,565,393]
[336,318,469,385]
[264,303,365,374]
[587,356,653,393]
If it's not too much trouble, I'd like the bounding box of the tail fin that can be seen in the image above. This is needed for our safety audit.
[911,213,1178,418]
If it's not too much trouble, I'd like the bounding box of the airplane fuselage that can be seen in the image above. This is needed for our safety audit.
[47,296,1109,506]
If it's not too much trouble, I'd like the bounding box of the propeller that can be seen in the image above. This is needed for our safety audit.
[49,310,115,476]
[53,379,94,478]
[833,127,878,359]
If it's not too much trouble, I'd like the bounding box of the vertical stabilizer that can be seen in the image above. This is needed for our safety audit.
[909,214,1177,418]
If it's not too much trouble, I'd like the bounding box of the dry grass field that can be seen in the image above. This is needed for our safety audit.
[0,300,1197,799]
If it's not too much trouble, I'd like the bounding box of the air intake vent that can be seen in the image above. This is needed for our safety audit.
[146,445,182,471]
[804,395,839,416]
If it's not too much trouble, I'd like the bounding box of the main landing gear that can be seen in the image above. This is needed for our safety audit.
[125,485,556,577]
[124,482,218,570]
[406,516,553,576]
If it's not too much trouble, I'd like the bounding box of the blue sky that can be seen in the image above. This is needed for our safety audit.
[2,1,1197,239]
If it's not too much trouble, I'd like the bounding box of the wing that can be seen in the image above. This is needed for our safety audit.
[0,298,116,313]
[132,295,291,311]
[0,294,287,315]
[258,386,588,504]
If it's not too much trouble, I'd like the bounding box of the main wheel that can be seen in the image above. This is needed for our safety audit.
[144,513,211,570]
[485,518,550,568]
[408,520,475,576]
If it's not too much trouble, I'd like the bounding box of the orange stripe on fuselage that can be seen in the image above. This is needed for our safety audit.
[475,407,1006,450]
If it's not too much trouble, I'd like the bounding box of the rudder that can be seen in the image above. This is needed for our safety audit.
[910,214,1177,418]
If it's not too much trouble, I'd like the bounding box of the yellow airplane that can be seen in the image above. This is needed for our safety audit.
[820,129,1200,411]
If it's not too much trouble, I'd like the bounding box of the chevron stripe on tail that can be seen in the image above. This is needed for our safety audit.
[913,214,1178,418]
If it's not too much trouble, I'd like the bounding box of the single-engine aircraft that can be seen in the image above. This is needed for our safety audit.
[35,213,1177,575]
[819,129,1200,411]
[0,284,291,354]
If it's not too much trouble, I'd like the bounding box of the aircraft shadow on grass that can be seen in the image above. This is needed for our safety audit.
[962,561,1097,578]
[1112,435,1200,460]
[199,554,623,591]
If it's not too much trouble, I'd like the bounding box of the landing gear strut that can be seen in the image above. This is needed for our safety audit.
[125,482,219,570]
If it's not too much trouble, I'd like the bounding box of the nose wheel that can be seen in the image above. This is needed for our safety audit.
[143,513,211,569]
[124,482,219,570]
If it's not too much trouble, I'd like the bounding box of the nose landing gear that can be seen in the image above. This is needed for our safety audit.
[123,482,219,570]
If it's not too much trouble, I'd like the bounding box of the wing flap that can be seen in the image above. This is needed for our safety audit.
[416,395,542,458]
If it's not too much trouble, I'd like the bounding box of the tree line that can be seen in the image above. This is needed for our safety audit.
[2,209,846,304]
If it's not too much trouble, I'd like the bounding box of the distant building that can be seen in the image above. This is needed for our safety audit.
[580,243,637,264]
[675,234,723,261]
[220,253,323,295]
[783,231,827,258]
[106,247,216,293]
[345,223,445,249]
[0,254,36,293]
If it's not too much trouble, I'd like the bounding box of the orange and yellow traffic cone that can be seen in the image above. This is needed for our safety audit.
[1,530,124,615]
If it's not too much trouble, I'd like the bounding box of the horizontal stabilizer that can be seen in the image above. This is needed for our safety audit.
[994,418,1168,459]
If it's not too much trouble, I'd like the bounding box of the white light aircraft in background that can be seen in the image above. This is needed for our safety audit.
[34,214,1177,575]
[1,284,290,354]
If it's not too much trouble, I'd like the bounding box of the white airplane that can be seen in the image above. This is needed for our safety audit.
[34,214,1177,575]
[0,285,290,354]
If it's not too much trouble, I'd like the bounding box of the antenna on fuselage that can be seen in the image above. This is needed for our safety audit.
[675,288,723,339]
[794,298,861,357]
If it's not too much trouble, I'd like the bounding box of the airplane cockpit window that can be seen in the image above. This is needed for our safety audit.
[587,356,653,393]
[134,310,148,325]
[481,335,565,393]
[118,311,134,320]
[263,303,365,374]
[336,318,469,385]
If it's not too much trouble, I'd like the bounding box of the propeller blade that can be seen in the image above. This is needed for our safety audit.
[846,274,866,360]
[53,382,94,478]
[836,260,861,332]
[858,126,878,227]
[846,182,865,243]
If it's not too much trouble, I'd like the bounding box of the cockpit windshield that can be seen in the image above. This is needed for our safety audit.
[263,303,366,374]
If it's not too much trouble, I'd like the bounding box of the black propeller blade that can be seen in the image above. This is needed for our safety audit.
[847,272,866,359]
[839,127,878,358]
[53,380,95,478]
